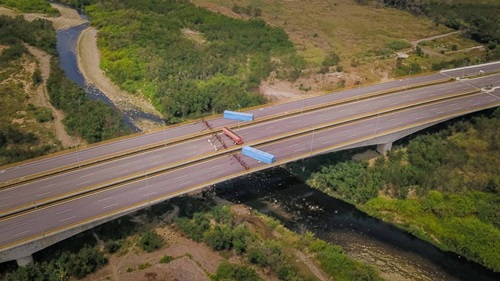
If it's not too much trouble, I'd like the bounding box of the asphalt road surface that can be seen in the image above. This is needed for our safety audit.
[1,62,499,183]
[1,73,499,217]
[1,87,498,250]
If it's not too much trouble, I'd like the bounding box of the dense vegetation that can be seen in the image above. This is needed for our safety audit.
[85,0,302,123]
[0,15,56,55]
[382,0,499,46]
[47,58,130,143]
[289,108,500,272]
[0,0,59,16]
[6,245,107,280]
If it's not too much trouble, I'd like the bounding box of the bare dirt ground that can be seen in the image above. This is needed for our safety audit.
[26,45,81,147]
[23,3,87,30]
[82,204,328,281]
[77,27,165,132]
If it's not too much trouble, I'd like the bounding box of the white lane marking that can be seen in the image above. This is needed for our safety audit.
[416,116,424,120]
[290,120,301,124]
[173,174,188,180]
[395,122,404,126]
[348,134,358,138]
[438,87,445,90]
[151,154,164,159]
[103,203,118,209]
[115,170,129,175]
[454,106,463,110]
[59,216,76,222]
[186,151,198,156]
[0,195,13,201]
[436,111,444,115]
[12,230,30,237]
[150,161,163,166]
[0,204,8,208]
[98,196,113,202]
[213,171,226,176]
[295,148,307,153]
[289,143,300,148]
[39,184,55,190]
[116,163,131,168]
[316,136,327,140]
[77,181,91,186]
[143,192,157,197]
[410,113,418,116]
[449,103,456,107]
[208,165,223,170]
[35,192,50,198]
[80,172,95,178]
[9,223,27,229]
[184,180,193,185]
[137,186,148,191]
[56,209,72,215]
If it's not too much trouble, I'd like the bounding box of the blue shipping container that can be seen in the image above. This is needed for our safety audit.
[242,146,276,164]
[223,110,254,122]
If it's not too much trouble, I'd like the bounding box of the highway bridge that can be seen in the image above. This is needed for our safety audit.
[1,62,499,266]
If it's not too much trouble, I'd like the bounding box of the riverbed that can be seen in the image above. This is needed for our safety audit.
[214,168,500,281]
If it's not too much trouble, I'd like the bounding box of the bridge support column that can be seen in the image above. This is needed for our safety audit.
[377,142,393,155]
[16,255,33,267]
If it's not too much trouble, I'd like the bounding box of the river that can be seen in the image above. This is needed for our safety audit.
[56,21,164,132]
[214,168,500,281]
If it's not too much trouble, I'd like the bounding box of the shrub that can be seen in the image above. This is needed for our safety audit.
[214,261,260,281]
[139,230,164,253]
[104,241,121,254]
[159,255,174,264]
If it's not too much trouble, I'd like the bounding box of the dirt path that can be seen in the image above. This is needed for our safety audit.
[0,4,87,147]
[410,31,461,47]
[77,27,165,131]
[26,45,82,147]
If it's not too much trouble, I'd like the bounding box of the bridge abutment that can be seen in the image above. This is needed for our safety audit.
[377,142,393,155]
[16,255,33,267]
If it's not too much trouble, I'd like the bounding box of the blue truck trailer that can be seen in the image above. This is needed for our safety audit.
[242,146,276,164]
[223,110,254,122]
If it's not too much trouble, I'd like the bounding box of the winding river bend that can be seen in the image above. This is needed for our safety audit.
[56,22,164,132]
[54,7,500,281]
[214,168,500,281]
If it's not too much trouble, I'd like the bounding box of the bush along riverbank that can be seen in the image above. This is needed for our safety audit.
[288,108,500,272]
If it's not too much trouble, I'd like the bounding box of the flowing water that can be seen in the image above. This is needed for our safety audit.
[56,22,164,132]
[214,168,500,281]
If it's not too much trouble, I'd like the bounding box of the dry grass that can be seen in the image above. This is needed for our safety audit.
[192,0,450,64]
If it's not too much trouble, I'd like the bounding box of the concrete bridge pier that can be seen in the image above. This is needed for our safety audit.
[16,255,33,267]
[377,142,393,155]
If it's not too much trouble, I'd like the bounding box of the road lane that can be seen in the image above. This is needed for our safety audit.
[1,74,499,216]
[1,89,498,250]
[2,62,498,183]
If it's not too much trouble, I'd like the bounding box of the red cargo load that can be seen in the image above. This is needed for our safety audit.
[222,127,244,145]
